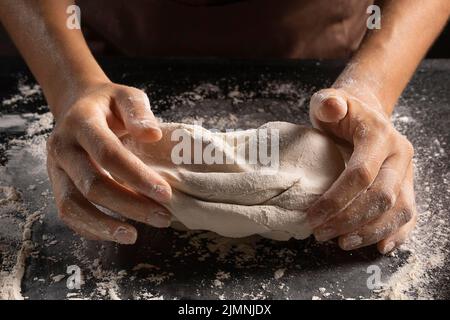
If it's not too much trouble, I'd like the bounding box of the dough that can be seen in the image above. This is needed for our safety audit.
[121,121,346,240]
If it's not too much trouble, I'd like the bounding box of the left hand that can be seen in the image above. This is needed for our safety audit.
[307,86,417,254]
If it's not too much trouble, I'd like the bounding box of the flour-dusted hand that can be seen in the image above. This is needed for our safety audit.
[307,87,417,254]
[46,82,172,244]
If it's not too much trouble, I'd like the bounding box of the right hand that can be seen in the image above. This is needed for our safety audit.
[46,81,172,244]
[307,87,417,254]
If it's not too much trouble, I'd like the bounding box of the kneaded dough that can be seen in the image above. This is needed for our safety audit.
[121,121,346,240]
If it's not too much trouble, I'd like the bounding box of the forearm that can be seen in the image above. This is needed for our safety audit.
[0,0,109,118]
[334,0,450,115]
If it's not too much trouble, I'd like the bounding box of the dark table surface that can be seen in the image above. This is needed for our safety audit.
[0,58,449,300]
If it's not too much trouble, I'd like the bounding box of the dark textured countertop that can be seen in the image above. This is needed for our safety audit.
[0,58,449,300]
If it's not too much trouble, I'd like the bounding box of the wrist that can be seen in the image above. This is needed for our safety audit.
[49,72,111,121]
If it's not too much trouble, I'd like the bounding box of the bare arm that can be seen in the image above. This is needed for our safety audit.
[336,0,450,113]
[0,0,107,116]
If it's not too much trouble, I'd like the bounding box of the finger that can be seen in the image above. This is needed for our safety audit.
[55,144,171,228]
[74,117,172,203]
[113,88,162,142]
[309,89,348,127]
[377,165,417,254]
[377,210,417,254]
[47,159,137,244]
[338,175,416,251]
[47,157,100,241]
[307,126,391,228]
[314,155,411,241]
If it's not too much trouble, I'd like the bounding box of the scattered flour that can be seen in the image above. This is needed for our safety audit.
[274,268,286,280]
[2,83,41,107]
[0,208,41,300]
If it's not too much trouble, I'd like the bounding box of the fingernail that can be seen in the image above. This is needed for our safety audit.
[148,211,171,228]
[150,184,172,202]
[341,233,363,250]
[380,241,395,255]
[113,227,136,244]
[314,227,335,242]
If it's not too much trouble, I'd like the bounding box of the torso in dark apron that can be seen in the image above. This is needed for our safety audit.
[77,0,373,58]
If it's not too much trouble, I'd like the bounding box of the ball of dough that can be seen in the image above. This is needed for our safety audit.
[121,121,346,240]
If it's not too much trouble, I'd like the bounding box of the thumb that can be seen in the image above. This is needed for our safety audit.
[309,89,348,127]
[115,89,162,142]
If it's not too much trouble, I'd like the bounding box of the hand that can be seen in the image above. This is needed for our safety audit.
[307,87,417,254]
[46,82,172,245]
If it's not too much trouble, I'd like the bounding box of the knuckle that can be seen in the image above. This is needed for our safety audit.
[133,89,148,101]
[46,134,61,157]
[350,165,374,188]
[372,189,396,212]
[393,132,414,158]
[128,94,151,112]
[397,207,414,225]
[354,122,369,140]
[57,198,72,221]
[357,118,391,142]
[95,143,115,166]
[124,86,146,97]
[121,87,149,103]
[375,119,391,135]
[79,174,104,202]
[56,183,82,221]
